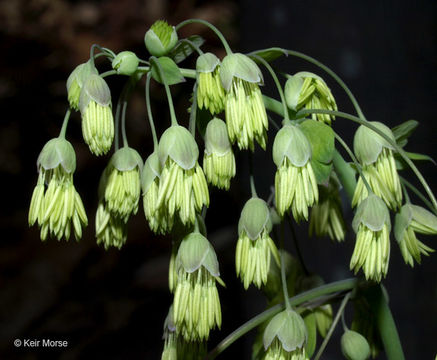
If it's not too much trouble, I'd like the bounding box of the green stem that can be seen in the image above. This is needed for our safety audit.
[296,108,437,212]
[145,72,159,150]
[314,292,352,360]
[248,153,258,198]
[121,100,128,147]
[100,70,117,78]
[334,131,372,194]
[90,44,114,67]
[138,66,197,80]
[206,278,358,359]
[180,38,204,55]
[252,55,289,120]
[176,19,233,55]
[366,285,405,360]
[280,222,292,311]
[400,177,436,214]
[332,150,356,201]
[150,57,178,126]
[189,83,198,136]
[59,109,71,139]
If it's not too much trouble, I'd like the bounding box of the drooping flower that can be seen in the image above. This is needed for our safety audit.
[341,330,371,360]
[394,204,437,266]
[350,194,391,282]
[284,72,337,125]
[173,231,223,341]
[112,51,139,76]
[145,20,178,57]
[29,138,87,241]
[220,53,268,151]
[236,197,280,289]
[66,60,98,110]
[196,53,225,114]
[273,123,319,221]
[95,201,128,249]
[203,118,236,190]
[79,74,114,155]
[157,125,209,229]
[263,309,308,360]
[309,175,346,241]
[352,122,402,210]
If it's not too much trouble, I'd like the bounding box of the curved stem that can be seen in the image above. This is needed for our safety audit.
[332,150,357,201]
[252,55,289,120]
[59,108,71,139]
[90,44,114,67]
[145,72,159,150]
[114,92,122,151]
[180,38,204,56]
[296,108,437,211]
[280,222,291,311]
[206,278,358,359]
[121,99,128,147]
[313,292,352,360]
[100,70,117,78]
[248,153,258,198]
[150,57,178,126]
[400,177,436,214]
[175,19,233,55]
[334,131,372,193]
[189,83,198,136]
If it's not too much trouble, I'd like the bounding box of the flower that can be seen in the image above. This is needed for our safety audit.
[220,53,268,151]
[284,72,337,125]
[273,123,319,221]
[341,330,371,360]
[173,231,223,341]
[95,201,127,249]
[29,138,87,241]
[394,204,437,266]
[352,122,402,210]
[79,74,114,155]
[236,197,280,289]
[112,51,139,76]
[263,309,308,360]
[203,118,236,190]
[350,194,391,282]
[145,20,178,57]
[309,175,346,241]
[196,53,225,114]
[66,60,98,110]
[157,125,209,229]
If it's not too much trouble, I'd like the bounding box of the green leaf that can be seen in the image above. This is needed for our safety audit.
[303,311,317,358]
[405,151,436,164]
[299,119,335,184]
[392,120,419,146]
[249,47,288,63]
[151,56,185,85]
[169,35,205,64]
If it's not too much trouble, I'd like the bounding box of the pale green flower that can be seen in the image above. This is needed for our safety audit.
[196,53,225,114]
[350,194,391,282]
[157,126,209,229]
[220,53,268,151]
[203,118,236,190]
[352,122,402,210]
[66,60,98,110]
[394,204,437,266]
[29,138,87,241]
[285,72,337,125]
[236,197,280,289]
[79,74,114,155]
[263,309,308,360]
[145,20,178,57]
[173,232,223,341]
[273,123,318,221]
[309,176,346,241]
[341,330,371,360]
[95,201,127,249]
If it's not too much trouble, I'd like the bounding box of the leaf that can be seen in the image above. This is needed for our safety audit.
[248,47,288,63]
[151,57,185,85]
[392,120,419,146]
[169,35,205,64]
[405,151,436,164]
[304,311,317,358]
[299,119,335,184]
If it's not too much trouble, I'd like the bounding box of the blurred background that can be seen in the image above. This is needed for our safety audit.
[1,0,436,359]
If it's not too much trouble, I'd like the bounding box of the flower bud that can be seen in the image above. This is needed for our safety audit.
[112,51,139,75]
[341,330,371,360]
[66,60,98,110]
[145,20,178,57]
[37,137,76,173]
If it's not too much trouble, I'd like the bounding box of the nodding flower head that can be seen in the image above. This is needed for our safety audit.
[220,53,268,151]
[273,123,319,221]
[66,60,98,110]
[79,74,114,156]
[145,20,178,57]
[29,138,87,241]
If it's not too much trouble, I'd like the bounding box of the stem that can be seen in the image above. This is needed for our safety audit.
[248,153,258,198]
[121,99,128,147]
[268,115,281,130]
[334,131,372,194]
[59,109,71,139]
[286,216,309,275]
[145,72,159,150]
[206,278,358,359]
[90,44,114,67]
[296,108,437,212]
[180,38,204,55]
[114,92,122,151]
[100,70,117,78]
[401,182,411,204]
[280,222,291,311]
[313,292,352,360]
[150,57,178,126]
[400,177,436,214]
[189,83,198,136]
[252,55,289,120]
[332,150,356,201]
[138,66,197,80]
[176,19,233,55]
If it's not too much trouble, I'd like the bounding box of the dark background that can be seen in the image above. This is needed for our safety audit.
[1,0,436,359]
